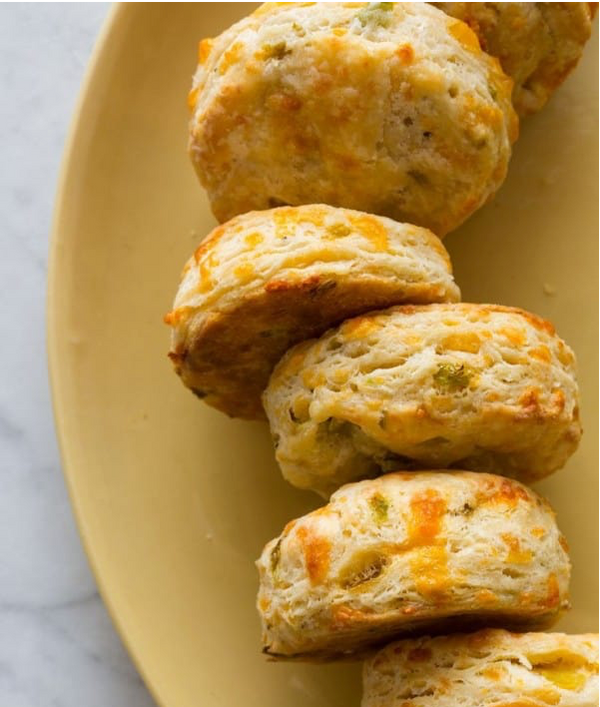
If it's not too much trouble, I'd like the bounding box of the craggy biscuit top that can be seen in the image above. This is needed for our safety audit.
[188,2,517,235]
[363,629,599,706]
[256,472,571,659]
[264,303,581,495]
[165,205,459,419]
[433,2,596,116]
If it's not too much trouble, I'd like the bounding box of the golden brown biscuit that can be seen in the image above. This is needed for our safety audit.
[165,205,459,419]
[188,2,517,236]
[363,629,599,706]
[432,2,596,116]
[256,472,571,660]
[263,303,581,496]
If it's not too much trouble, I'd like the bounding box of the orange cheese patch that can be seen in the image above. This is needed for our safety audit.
[411,545,449,599]
[448,19,481,52]
[476,589,498,605]
[441,332,482,353]
[331,604,368,629]
[267,92,303,112]
[349,214,389,252]
[198,37,214,64]
[299,206,327,228]
[470,101,503,129]
[557,341,575,366]
[219,41,244,75]
[297,526,332,585]
[403,333,422,346]
[301,367,326,389]
[518,388,542,416]
[396,43,414,64]
[551,389,566,412]
[528,689,562,705]
[163,306,193,327]
[408,489,446,547]
[187,86,199,111]
[482,478,530,508]
[530,345,551,362]
[481,666,504,681]
[282,346,309,377]
[283,519,297,536]
[343,316,381,340]
[502,533,533,565]
[500,326,526,346]
[406,489,449,599]
[244,231,264,248]
[194,226,224,263]
[544,574,561,609]
[273,207,298,240]
[233,261,255,283]
[194,230,222,294]
[197,252,218,293]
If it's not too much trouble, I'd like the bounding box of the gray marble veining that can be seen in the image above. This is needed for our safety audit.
[0,5,156,706]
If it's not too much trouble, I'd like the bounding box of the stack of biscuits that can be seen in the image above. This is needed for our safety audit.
[166,3,598,704]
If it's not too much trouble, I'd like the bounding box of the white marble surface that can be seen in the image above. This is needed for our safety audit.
[0,5,156,706]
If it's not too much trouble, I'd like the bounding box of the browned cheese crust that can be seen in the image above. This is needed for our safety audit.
[188,2,517,236]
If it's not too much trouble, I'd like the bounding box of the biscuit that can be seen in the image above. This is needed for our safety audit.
[256,472,571,660]
[263,303,581,496]
[363,629,599,706]
[432,3,595,116]
[188,2,517,236]
[165,205,459,419]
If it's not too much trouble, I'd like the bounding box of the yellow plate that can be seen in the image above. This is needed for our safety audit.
[48,4,598,706]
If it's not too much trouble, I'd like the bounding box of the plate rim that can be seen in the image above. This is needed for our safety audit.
[46,4,165,706]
